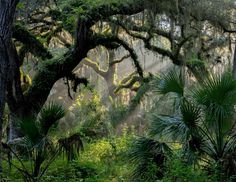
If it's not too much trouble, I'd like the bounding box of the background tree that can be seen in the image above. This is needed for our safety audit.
[3,0,236,155]
[0,0,20,172]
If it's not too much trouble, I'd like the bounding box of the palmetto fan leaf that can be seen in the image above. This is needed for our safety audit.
[38,102,65,135]
[193,72,236,128]
[195,72,236,105]
[222,133,236,161]
[151,69,184,97]
[222,133,236,177]
[129,137,172,163]
[20,117,42,145]
[7,103,66,180]
[149,115,189,142]
[129,137,172,181]
[134,69,236,179]
[180,100,202,130]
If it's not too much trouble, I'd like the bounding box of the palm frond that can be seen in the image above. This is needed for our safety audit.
[149,115,189,142]
[151,69,184,97]
[223,133,236,155]
[129,137,172,181]
[146,70,236,178]
[38,103,65,135]
[20,117,41,145]
[180,100,202,130]
[36,137,55,154]
[193,72,236,127]
[182,141,200,165]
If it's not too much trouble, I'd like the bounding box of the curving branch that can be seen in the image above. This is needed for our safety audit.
[13,24,52,61]
[110,18,177,41]
[90,33,143,77]
[110,54,130,66]
[82,57,107,77]
[9,0,151,116]
[144,37,183,65]
[111,18,186,66]
[115,73,143,93]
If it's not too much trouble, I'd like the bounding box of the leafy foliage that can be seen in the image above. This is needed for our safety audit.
[58,133,83,161]
[4,0,236,181]
[39,103,65,135]
[73,89,110,139]
[12,103,66,181]
[129,137,172,181]
[162,155,211,182]
[130,70,236,181]
[151,69,184,97]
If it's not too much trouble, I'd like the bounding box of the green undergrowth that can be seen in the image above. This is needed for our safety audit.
[2,133,134,182]
[1,133,225,181]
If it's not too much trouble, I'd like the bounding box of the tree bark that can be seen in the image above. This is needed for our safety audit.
[0,0,19,172]
[233,45,236,79]
[6,0,148,141]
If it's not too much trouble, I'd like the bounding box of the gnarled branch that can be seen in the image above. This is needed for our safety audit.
[13,24,52,61]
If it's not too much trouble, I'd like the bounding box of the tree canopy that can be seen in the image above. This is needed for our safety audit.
[1,0,236,181]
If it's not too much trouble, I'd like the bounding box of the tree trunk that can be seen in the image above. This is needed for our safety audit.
[5,0,148,141]
[7,104,33,142]
[8,113,22,142]
[233,45,236,79]
[105,50,117,100]
[33,151,43,178]
[0,36,8,174]
[0,0,19,172]
[6,41,29,142]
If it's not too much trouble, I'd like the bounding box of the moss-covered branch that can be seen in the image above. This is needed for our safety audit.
[13,24,52,60]
[90,33,144,77]
[115,74,143,94]
[82,58,107,77]
[111,19,184,66]
[13,0,150,113]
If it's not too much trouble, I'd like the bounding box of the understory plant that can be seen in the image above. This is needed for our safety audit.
[73,88,110,139]
[130,69,236,181]
[4,103,83,182]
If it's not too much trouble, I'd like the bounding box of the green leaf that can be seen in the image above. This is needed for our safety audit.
[39,103,65,136]
[16,2,25,10]
[20,117,41,145]
[181,100,201,130]
[193,72,236,131]
[151,69,184,97]
[129,137,172,181]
